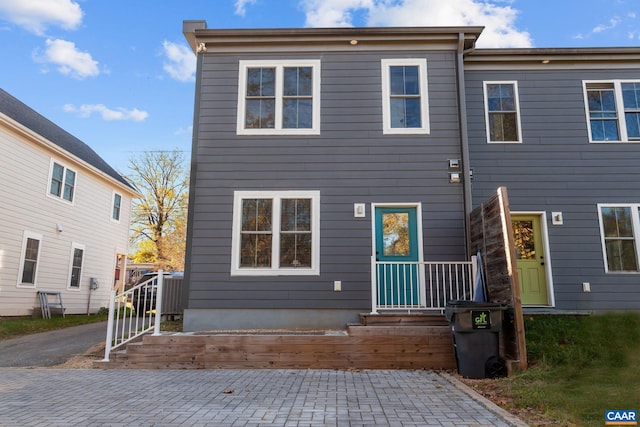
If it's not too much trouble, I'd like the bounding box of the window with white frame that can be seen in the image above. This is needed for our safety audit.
[237,60,321,135]
[49,161,76,202]
[18,231,42,287]
[584,80,640,142]
[483,81,522,143]
[381,59,430,134]
[68,243,85,289]
[231,191,320,276]
[112,193,122,221]
[598,204,640,272]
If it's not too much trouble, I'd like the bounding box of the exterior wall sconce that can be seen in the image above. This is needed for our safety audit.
[350,39,358,45]
[449,172,461,184]
[354,203,366,217]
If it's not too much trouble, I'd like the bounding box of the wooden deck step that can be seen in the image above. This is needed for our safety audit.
[96,324,456,370]
[359,313,449,326]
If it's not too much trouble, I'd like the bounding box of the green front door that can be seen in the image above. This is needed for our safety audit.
[512,214,549,305]
[375,207,420,306]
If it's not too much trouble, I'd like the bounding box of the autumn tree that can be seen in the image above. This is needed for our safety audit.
[127,150,189,271]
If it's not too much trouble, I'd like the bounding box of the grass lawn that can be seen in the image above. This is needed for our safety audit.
[464,312,640,426]
[0,313,109,340]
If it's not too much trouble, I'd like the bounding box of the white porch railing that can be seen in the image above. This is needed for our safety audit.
[102,271,164,362]
[371,257,476,313]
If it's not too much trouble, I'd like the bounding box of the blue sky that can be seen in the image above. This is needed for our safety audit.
[0,0,638,173]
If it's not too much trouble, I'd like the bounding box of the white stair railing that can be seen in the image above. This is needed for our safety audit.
[102,271,164,362]
[371,258,475,313]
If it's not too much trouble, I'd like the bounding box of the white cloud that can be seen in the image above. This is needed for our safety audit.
[63,104,149,122]
[593,17,621,33]
[36,38,99,79]
[162,41,196,82]
[0,0,82,35]
[234,0,257,17]
[301,0,532,48]
[174,125,193,137]
[303,0,374,27]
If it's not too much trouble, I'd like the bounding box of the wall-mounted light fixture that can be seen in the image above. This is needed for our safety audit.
[448,159,461,170]
[354,203,366,218]
[350,39,358,45]
[449,172,461,184]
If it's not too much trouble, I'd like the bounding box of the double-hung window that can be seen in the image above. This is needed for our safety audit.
[49,161,76,202]
[231,191,320,276]
[483,81,522,143]
[112,193,122,221]
[68,243,85,289]
[584,80,640,142]
[237,60,321,135]
[598,204,640,272]
[18,231,42,287]
[381,58,430,134]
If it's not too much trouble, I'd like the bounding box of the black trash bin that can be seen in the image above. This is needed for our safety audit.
[445,300,507,379]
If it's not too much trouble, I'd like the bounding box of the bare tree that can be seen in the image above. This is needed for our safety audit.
[127,150,189,271]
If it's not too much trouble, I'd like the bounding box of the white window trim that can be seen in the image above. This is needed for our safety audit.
[483,81,523,144]
[237,60,321,136]
[111,191,122,223]
[231,190,320,276]
[17,231,42,288]
[584,80,640,143]
[381,58,430,135]
[67,243,86,290]
[47,159,76,204]
[597,203,640,273]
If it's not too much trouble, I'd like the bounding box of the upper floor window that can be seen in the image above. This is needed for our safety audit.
[68,243,85,289]
[49,161,76,202]
[381,59,430,134]
[231,190,320,276]
[237,60,321,135]
[18,231,42,287]
[483,81,522,143]
[584,80,640,142]
[598,204,640,272]
[112,193,122,221]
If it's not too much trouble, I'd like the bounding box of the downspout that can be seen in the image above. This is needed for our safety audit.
[456,33,474,259]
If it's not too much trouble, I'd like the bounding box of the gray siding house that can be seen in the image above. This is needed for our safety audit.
[181,22,640,331]
[465,48,640,311]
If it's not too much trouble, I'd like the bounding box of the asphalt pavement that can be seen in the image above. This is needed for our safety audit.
[0,320,108,367]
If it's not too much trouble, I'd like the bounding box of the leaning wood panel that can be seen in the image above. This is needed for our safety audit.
[468,186,527,372]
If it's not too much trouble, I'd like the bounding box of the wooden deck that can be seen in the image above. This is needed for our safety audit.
[97,314,455,370]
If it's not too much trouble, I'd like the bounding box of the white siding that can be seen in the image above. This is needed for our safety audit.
[0,121,133,315]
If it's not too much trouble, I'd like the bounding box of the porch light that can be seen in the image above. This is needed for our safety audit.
[350,39,358,45]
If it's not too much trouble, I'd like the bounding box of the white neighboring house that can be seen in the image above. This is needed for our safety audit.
[0,89,139,316]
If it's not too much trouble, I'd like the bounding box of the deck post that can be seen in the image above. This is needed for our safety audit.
[102,290,116,362]
[153,270,163,336]
[370,256,378,314]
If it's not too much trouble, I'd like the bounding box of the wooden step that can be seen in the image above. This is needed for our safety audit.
[96,326,456,370]
[359,313,449,326]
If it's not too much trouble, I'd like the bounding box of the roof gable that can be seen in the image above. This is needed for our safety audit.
[0,88,135,191]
